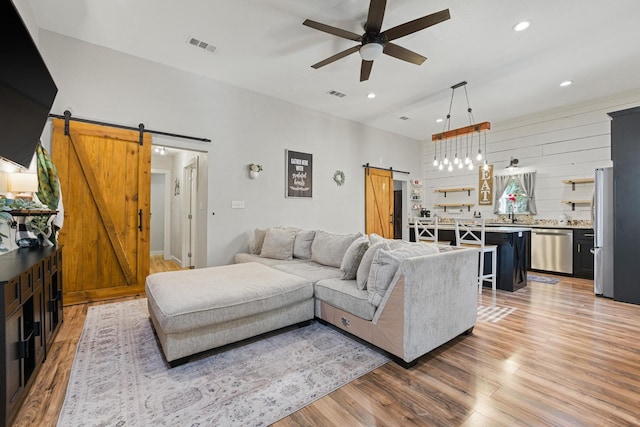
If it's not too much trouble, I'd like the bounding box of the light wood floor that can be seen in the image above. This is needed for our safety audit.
[12,263,640,426]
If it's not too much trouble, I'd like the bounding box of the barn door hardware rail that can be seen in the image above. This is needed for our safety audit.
[49,110,211,145]
[362,163,410,175]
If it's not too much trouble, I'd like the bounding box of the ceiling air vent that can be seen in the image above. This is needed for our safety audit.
[326,90,346,98]
[186,36,216,53]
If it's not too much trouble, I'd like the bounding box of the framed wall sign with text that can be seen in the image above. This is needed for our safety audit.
[478,164,493,205]
[285,150,313,198]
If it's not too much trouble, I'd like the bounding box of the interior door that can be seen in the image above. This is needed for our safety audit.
[183,160,198,269]
[365,167,394,238]
[393,189,403,238]
[51,118,151,305]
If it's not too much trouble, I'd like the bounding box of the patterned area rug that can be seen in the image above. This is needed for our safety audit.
[58,299,389,426]
[528,274,560,284]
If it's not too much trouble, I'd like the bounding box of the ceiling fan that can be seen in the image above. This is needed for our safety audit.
[303,0,450,82]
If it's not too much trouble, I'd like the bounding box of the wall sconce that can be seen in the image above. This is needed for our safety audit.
[248,163,262,179]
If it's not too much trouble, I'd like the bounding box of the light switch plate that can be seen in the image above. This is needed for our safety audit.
[231,200,245,209]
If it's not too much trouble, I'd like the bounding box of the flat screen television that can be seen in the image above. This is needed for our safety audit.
[0,1,58,169]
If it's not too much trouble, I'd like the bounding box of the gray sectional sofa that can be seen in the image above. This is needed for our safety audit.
[233,226,480,367]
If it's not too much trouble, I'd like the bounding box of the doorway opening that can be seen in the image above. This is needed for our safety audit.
[393,179,409,241]
[150,144,208,269]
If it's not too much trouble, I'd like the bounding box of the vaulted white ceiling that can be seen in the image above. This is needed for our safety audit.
[25,0,640,140]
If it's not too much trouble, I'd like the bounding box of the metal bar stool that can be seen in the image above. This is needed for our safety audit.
[454,217,497,293]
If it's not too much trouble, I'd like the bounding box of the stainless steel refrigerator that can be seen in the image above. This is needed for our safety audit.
[592,167,614,297]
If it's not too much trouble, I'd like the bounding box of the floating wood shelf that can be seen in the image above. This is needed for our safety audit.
[434,187,474,197]
[8,209,58,216]
[434,203,475,212]
[561,200,591,211]
[562,178,595,191]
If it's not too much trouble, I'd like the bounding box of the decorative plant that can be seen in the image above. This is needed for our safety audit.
[248,163,263,173]
[0,211,10,251]
[28,215,53,245]
[0,198,50,251]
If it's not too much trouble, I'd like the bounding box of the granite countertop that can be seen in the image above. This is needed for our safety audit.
[485,223,593,230]
[437,224,532,233]
[411,217,593,230]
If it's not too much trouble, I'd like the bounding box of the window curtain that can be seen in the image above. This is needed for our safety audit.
[493,174,511,214]
[520,171,537,214]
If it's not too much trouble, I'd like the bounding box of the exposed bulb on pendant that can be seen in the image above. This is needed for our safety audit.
[443,155,449,165]
[458,161,463,169]
[454,155,459,165]
[433,157,438,167]
[468,162,474,170]
[438,162,444,171]
[464,156,470,165]
[476,150,483,161]
[447,163,453,172]
[482,160,489,171]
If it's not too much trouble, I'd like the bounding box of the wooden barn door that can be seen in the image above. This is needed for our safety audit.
[364,167,394,238]
[51,118,151,305]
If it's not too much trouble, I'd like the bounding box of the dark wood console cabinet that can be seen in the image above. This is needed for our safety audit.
[1,246,63,427]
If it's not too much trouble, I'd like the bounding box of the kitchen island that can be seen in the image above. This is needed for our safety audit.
[410,220,531,292]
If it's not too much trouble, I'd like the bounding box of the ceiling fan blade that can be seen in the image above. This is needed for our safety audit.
[382,9,450,41]
[365,0,387,33]
[303,19,362,41]
[360,60,374,82]
[311,45,360,69]
[383,43,426,65]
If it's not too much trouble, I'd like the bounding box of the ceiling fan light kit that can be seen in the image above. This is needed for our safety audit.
[303,0,450,81]
[359,43,383,61]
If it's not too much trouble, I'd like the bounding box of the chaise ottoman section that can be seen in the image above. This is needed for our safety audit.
[145,262,314,366]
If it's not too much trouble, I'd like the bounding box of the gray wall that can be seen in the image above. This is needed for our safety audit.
[32,30,422,266]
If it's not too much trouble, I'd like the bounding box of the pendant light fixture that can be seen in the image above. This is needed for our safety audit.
[431,81,491,172]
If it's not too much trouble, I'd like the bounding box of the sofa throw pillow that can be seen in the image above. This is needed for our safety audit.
[293,229,316,259]
[369,233,410,250]
[248,228,267,255]
[367,244,437,307]
[260,227,297,260]
[356,241,390,290]
[311,231,362,268]
[340,235,370,280]
[368,233,385,246]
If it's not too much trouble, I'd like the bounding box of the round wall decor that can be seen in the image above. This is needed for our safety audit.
[333,170,346,186]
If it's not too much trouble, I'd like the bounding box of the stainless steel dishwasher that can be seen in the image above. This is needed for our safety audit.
[531,228,573,274]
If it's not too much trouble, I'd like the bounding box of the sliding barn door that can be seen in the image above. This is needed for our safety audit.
[364,167,394,238]
[51,118,151,305]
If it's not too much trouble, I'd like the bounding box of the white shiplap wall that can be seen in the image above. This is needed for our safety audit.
[422,89,640,223]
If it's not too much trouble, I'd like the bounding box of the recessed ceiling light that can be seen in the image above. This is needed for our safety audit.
[436,118,444,123]
[512,20,531,32]
[560,80,573,87]
[367,93,376,99]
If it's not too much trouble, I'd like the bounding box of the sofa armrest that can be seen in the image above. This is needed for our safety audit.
[373,247,479,363]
